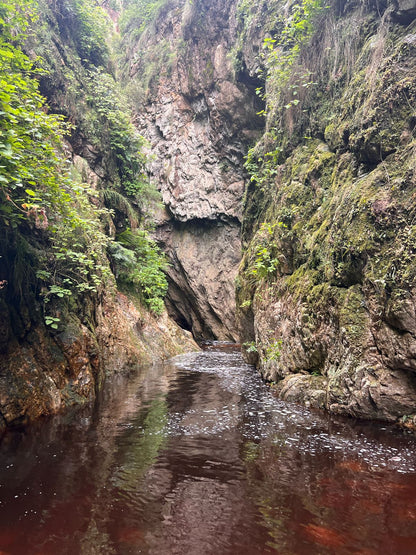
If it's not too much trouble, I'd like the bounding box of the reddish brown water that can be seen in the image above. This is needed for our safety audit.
[0,344,416,554]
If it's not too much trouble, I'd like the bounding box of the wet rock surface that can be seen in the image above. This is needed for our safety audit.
[0,293,196,428]
[236,2,416,423]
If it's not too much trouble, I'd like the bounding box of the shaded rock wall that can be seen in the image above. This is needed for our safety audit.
[0,0,199,431]
[0,289,196,432]
[157,219,241,339]
[236,0,416,423]
[124,0,263,340]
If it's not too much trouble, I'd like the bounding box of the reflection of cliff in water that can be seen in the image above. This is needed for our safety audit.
[0,347,415,554]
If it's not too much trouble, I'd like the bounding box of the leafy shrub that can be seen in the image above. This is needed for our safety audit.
[0,0,71,228]
[1,0,168,326]
[53,0,110,66]
[109,230,168,315]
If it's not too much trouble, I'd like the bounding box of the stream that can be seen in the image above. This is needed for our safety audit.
[0,343,416,554]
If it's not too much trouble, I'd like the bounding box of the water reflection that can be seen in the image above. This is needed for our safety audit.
[0,346,415,554]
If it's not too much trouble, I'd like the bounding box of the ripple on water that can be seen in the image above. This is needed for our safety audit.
[170,349,416,474]
[0,345,416,555]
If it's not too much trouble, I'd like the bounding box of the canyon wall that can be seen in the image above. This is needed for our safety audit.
[2,0,416,429]
[235,0,416,425]
[0,288,196,432]
[129,0,416,424]
[0,0,196,432]
[122,0,263,340]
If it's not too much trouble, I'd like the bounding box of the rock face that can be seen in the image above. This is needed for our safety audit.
[122,0,416,423]
[393,0,416,23]
[236,0,416,424]
[0,291,196,432]
[5,0,415,429]
[126,0,263,340]
[157,219,241,339]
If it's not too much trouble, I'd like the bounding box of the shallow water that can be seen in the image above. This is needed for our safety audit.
[1,344,416,554]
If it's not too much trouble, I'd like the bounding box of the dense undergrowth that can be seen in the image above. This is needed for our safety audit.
[0,0,168,338]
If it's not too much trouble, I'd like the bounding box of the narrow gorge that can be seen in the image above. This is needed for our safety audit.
[122,0,264,341]
[120,0,416,426]
[1,0,416,431]
[2,1,416,553]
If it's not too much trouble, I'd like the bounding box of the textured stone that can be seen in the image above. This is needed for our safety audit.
[131,0,263,340]
[392,0,416,24]
[275,374,328,410]
[0,292,196,427]
[157,219,241,341]
[236,0,416,423]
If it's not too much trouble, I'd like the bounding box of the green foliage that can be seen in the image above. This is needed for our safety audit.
[264,339,282,362]
[0,1,113,313]
[243,338,282,361]
[0,0,168,325]
[34,4,160,222]
[44,315,60,329]
[0,0,71,228]
[244,136,282,189]
[253,247,279,279]
[251,223,284,281]
[119,0,168,35]
[70,66,162,224]
[34,181,113,305]
[54,0,110,66]
[282,0,326,45]
[102,188,139,229]
[243,341,258,354]
[258,0,326,120]
[109,229,168,315]
[83,69,150,191]
[0,0,111,300]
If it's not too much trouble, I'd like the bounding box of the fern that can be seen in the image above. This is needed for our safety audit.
[102,189,139,229]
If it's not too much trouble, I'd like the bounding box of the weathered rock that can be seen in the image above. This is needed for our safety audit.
[157,218,241,341]
[392,0,416,24]
[128,0,263,340]
[249,277,416,423]
[275,374,328,410]
[236,1,416,424]
[0,292,196,428]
